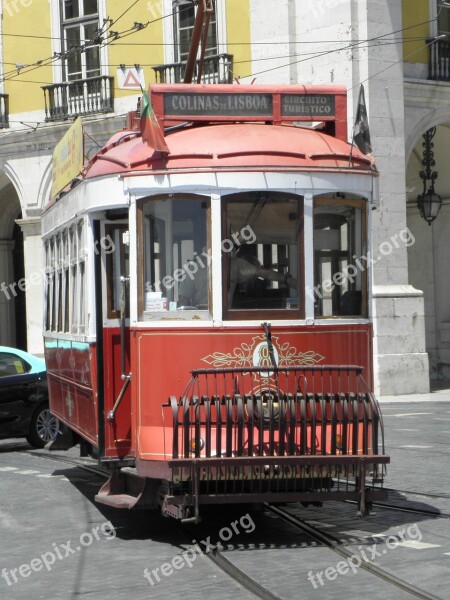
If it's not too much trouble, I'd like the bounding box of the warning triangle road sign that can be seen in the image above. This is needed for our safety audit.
[123,70,141,88]
[117,67,145,90]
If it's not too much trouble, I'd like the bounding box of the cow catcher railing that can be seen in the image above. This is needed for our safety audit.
[160,366,389,522]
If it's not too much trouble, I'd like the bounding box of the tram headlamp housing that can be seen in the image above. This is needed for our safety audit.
[254,391,279,427]
[189,438,205,453]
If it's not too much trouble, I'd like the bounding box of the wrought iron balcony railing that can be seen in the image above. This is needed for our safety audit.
[153,53,233,84]
[42,76,114,122]
[428,37,450,81]
[0,94,9,128]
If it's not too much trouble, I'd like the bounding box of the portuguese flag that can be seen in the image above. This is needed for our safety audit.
[140,91,170,154]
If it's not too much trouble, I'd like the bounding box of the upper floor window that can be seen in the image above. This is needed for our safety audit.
[62,0,100,82]
[438,1,450,34]
[173,1,218,62]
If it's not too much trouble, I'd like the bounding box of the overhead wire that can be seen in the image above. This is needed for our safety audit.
[0,13,442,134]
[238,16,438,80]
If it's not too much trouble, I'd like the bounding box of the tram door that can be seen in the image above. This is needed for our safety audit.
[100,221,132,459]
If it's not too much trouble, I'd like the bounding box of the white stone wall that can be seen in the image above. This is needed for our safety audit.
[252,0,429,393]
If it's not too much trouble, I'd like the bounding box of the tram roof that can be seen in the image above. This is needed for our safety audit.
[83,122,375,180]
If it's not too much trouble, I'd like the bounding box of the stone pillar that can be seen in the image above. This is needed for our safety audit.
[0,239,16,346]
[372,285,429,395]
[16,217,44,356]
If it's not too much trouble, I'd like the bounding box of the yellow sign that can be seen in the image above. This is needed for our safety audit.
[51,117,84,198]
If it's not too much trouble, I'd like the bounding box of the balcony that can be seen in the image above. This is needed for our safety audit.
[42,76,114,122]
[428,38,450,80]
[0,94,9,128]
[153,53,233,84]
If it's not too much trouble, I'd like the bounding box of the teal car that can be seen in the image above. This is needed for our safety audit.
[0,346,60,448]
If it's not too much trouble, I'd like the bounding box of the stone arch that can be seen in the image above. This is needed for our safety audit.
[405,108,450,382]
[405,105,450,164]
[37,158,53,210]
[0,171,26,348]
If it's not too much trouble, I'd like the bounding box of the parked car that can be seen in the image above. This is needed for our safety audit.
[0,346,60,448]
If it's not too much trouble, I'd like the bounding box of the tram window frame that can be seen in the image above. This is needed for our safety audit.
[222,191,304,321]
[105,223,129,320]
[69,224,78,333]
[44,241,53,332]
[77,220,87,334]
[43,218,89,337]
[137,193,212,321]
[313,196,367,319]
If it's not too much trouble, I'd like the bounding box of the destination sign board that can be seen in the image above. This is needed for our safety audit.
[164,93,273,117]
[163,91,336,119]
[281,94,335,117]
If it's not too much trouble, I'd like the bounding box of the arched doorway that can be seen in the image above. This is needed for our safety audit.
[0,176,26,349]
[406,124,450,382]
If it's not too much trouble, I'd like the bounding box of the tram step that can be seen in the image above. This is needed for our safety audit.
[94,471,159,509]
[95,492,140,509]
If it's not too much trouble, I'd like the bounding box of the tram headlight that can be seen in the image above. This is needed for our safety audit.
[254,391,279,427]
[189,438,205,453]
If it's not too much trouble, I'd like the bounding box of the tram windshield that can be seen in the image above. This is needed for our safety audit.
[222,192,302,317]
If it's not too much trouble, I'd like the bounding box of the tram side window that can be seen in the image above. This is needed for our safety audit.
[44,241,53,332]
[313,198,366,318]
[44,219,88,335]
[222,192,303,318]
[141,196,210,320]
[77,221,87,334]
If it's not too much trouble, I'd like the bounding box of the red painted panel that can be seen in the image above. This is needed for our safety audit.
[44,338,98,446]
[130,324,372,461]
[102,328,133,459]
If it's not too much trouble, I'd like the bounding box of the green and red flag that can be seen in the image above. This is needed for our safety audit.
[140,90,170,154]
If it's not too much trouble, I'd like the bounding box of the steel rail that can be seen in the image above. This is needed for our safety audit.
[345,499,450,520]
[27,451,110,479]
[265,504,445,600]
[383,487,450,500]
[179,523,283,600]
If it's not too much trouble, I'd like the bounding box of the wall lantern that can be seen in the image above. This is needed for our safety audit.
[417,127,442,225]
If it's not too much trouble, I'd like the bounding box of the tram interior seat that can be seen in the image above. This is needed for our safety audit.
[232,278,289,309]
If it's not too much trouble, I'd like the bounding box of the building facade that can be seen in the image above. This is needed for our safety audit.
[0,0,448,394]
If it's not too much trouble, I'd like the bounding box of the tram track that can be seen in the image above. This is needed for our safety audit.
[27,451,284,600]
[384,487,450,500]
[266,503,446,600]
[177,521,284,600]
[23,452,448,600]
[26,450,111,479]
[345,499,450,520]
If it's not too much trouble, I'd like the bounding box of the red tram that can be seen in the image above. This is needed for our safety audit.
[42,84,389,521]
